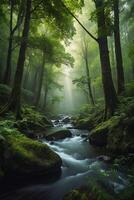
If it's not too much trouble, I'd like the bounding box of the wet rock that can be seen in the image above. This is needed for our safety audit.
[62,117,70,124]
[89,130,108,147]
[45,128,72,140]
[97,155,112,163]
[0,132,62,181]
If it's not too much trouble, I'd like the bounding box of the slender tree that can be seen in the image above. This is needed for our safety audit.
[3,0,25,85]
[82,38,95,105]
[34,52,45,107]
[113,0,125,94]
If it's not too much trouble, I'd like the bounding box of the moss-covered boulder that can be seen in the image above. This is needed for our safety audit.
[0,127,62,179]
[89,116,120,147]
[45,128,72,140]
[107,117,134,153]
[89,106,134,153]
[73,116,94,130]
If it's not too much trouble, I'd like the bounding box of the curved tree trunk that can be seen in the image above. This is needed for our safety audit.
[114,0,125,94]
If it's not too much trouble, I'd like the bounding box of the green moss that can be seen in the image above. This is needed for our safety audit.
[17,105,52,132]
[0,124,61,176]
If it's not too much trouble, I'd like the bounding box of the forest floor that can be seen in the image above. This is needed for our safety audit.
[0,84,134,200]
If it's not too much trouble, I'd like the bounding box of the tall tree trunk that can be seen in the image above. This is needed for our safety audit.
[3,0,13,85]
[85,55,95,105]
[34,52,45,107]
[23,65,30,89]
[3,0,25,85]
[95,0,118,117]
[32,67,39,93]
[43,83,48,109]
[110,35,117,88]
[114,0,125,94]
[82,37,95,105]
[9,0,31,118]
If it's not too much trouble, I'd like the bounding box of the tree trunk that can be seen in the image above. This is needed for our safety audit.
[85,55,95,105]
[110,35,117,88]
[34,52,45,107]
[9,0,31,118]
[114,0,125,94]
[95,0,118,117]
[3,0,25,85]
[32,67,39,93]
[3,0,13,85]
[43,83,48,109]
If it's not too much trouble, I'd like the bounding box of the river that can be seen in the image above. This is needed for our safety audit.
[0,115,128,200]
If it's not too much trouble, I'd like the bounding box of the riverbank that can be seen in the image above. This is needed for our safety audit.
[0,106,64,184]
[0,98,134,200]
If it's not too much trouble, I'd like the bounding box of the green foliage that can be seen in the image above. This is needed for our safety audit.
[125,81,134,97]
[17,105,52,131]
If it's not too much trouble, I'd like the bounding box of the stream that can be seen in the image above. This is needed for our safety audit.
[0,115,129,200]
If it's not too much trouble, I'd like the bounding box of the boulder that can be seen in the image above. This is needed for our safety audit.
[62,117,70,123]
[0,132,62,179]
[45,128,72,140]
[89,128,108,147]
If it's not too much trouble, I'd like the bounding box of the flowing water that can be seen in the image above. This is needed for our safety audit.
[0,115,129,200]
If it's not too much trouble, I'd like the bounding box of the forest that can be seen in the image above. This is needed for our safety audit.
[0,0,134,199]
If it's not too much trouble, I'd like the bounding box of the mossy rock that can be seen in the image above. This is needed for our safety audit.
[45,128,72,140]
[74,117,94,130]
[0,127,62,179]
[89,116,121,147]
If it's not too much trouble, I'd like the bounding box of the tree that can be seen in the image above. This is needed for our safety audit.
[113,0,125,94]
[0,0,31,118]
[0,0,80,117]
[60,0,118,117]
[81,37,95,105]
[3,0,25,85]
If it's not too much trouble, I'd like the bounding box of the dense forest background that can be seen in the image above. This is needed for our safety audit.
[0,0,133,117]
[0,0,134,200]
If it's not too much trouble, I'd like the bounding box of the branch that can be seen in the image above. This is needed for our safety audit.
[30,0,44,14]
[12,0,25,35]
[11,43,20,51]
[59,0,98,43]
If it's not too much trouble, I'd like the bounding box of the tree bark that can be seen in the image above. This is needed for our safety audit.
[31,67,39,93]
[3,0,25,85]
[95,0,118,117]
[34,52,45,107]
[110,35,117,87]
[114,0,125,94]
[3,0,13,85]
[43,82,48,109]
[82,38,95,105]
[85,55,95,105]
[9,0,31,118]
